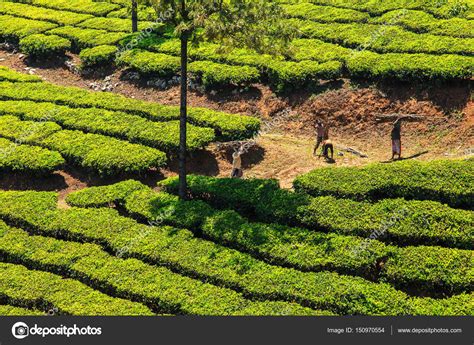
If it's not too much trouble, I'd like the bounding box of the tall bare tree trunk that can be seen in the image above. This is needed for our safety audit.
[131,0,138,32]
[178,34,188,200]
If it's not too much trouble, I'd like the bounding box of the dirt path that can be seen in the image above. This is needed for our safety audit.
[0,49,472,193]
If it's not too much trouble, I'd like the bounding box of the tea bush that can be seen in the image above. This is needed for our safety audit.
[0,2,93,25]
[0,66,42,83]
[0,78,260,140]
[0,224,321,316]
[160,175,473,249]
[0,262,153,315]
[0,137,65,174]
[79,45,117,67]
[0,100,215,152]
[0,115,167,175]
[0,15,57,41]
[19,34,71,59]
[293,159,474,209]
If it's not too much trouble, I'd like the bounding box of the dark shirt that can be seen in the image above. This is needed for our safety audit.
[391,123,401,140]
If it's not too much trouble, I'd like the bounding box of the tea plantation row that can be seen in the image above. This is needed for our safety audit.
[0,68,259,174]
[0,190,471,315]
[0,222,321,316]
[66,180,474,294]
[0,0,472,86]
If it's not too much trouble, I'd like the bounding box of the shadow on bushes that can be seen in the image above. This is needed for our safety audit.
[167,149,220,176]
[0,171,67,191]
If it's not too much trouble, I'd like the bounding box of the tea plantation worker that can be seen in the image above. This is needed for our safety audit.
[231,146,243,178]
[313,120,327,156]
[391,119,402,160]
[320,139,334,161]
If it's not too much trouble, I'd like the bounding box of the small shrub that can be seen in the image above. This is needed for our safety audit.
[79,45,117,67]
[189,61,260,88]
[20,34,71,59]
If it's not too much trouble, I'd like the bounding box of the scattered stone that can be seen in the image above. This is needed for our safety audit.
[89,82,100,91]
[24,67,37,75]
[65,60,80,74]
[122,71,140,81]
[0,42,16,51]
[170,76,180,85]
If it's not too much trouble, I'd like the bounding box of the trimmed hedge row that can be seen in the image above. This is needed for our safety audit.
[118,50,261,88]
[0,79,260,141]
[189,61,260,88]
[346,51,474,80]
[125,38,343,88]
[65,180,149,208]
[283,3,370,23]
[0,115,62,144]
[283,3,473,38]
[140,37,276,70]
[0,115,167,175]
[4,188,474,315]
[290,39,351,62]
[19,34,71,59]
[299,0,473,19]
[290,39,474,81]
[382,245,473,293]
[293,159,474,209]
[0,190,421,316]
[47,26,128,50]
[19,0,120,16]
[107,6,157,21]
[298,197,474,250]
[42,130,167,175]
[0,137,65,174]
[0,66,42,83]
[117,50,180,77]
[0,259,153,316]
[160,175,473,249]
[0,224,322,316]
[77,17,155,32]
[135,33,472,83]
[370,9,474,38]
[68,181,472,294]
[292,19,474,56]
[267,60,342,91]
[119,188,390,278]
[0,1,93,25]
[0,100,216,152]
[0,304,44,316]
[79,45,117,67]
[0,14,57,41]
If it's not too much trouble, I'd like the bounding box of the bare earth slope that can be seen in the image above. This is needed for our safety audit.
[0,50,472,190]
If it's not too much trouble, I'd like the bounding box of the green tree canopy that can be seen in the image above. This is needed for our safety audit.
[145,0,295,53]
[142,0,295,199]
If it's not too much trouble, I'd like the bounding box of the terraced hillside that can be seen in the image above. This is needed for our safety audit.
[0,0,472,90]
[0,0,472,317]
[0,158,471,316]
[0,66,258,175]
